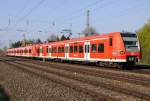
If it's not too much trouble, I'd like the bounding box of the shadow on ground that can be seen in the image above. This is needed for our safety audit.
[0,85,9,101]
[126,64,150,70]
[134,64,150,69]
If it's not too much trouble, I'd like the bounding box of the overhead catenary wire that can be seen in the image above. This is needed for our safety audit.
[60,0,147,27]
[22,0,120,34]
[13,0,70,33]
[54,0,105,23]
[13,0,31,19]
[9,0,150,36]
[55,0,119,27]
[92,0,150,24]
[14,0,46,27]
[11,0,112,31]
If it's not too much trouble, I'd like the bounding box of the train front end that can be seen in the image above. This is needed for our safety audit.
[121,32,141,65]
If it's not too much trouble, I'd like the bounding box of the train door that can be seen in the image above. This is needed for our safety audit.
[65,43,69,59]
[108,37,115,59]
[84,41,90,61]
[32,45,36,57]
[43,46,47,57]
[36,46,40,57]
[48,45,51,58]
[39,46,43,57]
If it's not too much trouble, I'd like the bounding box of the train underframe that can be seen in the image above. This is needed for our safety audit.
[8,55,138,69]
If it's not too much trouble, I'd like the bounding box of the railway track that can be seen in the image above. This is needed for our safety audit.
[7,56,150,75]
[18,60,150,100]
[1,57,150,100]
[3,56,150,77]
[0,57,150,87]
[27,59,150,87]
[0,57,121,101]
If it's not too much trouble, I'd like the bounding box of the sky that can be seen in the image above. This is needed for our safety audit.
[0,0,150,48]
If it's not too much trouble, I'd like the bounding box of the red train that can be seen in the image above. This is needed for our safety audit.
[6,32,141,68]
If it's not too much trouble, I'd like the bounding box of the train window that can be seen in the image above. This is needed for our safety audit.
[98,43,104,53]
[49,48,51,53]
[62,47,64,53]
[40,48,43,53]
[54,47,57,53]
[58,47,61,53]
[55,47,57,53]
[37,48,39,53]
[46,47,49,53]
[85,45,87,53]
[87,45,90,53]
[91,44,97,53]
[74,46,78,53]
[109,37,112,46]
[85,45,90,53]
[121,33,136,37]
[29,49,31,53]
[24,50,26,53]
[124,41,137,46]
[52,47,57,53]
[58,47,64,53]
[52,47,54,53]
[79,46,83,53]
[70,46,73,53]
[65,47,69,53]
[52,48,54,53]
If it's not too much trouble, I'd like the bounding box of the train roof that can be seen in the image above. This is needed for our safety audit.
[7,32,121,49]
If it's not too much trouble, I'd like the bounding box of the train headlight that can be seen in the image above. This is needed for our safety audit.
[120,51,125,55]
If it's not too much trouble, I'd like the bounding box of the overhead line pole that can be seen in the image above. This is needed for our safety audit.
[87,10,90,28]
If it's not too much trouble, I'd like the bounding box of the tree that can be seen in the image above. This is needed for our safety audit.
[10,41,22,48]
[34,38,42,44]
[0,48,4,56]
[60,34,66,41]
[47,34,59,42]
[25,39,33,45]
[82,27,97,36]
[137,20,150,63]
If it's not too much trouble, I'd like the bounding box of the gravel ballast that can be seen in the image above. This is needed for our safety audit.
[0,62,95,101]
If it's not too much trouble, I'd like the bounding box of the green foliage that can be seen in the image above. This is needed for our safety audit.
[47,34,70,42]
[10,38,43,48]
[60,34,66,41]
[82,27,97,36]
[47,34,59,42]
[137,20,150,63]
[10,41,22,48]
[60,34,70,41]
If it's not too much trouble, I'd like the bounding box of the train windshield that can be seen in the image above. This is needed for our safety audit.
[121,32,140,52]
